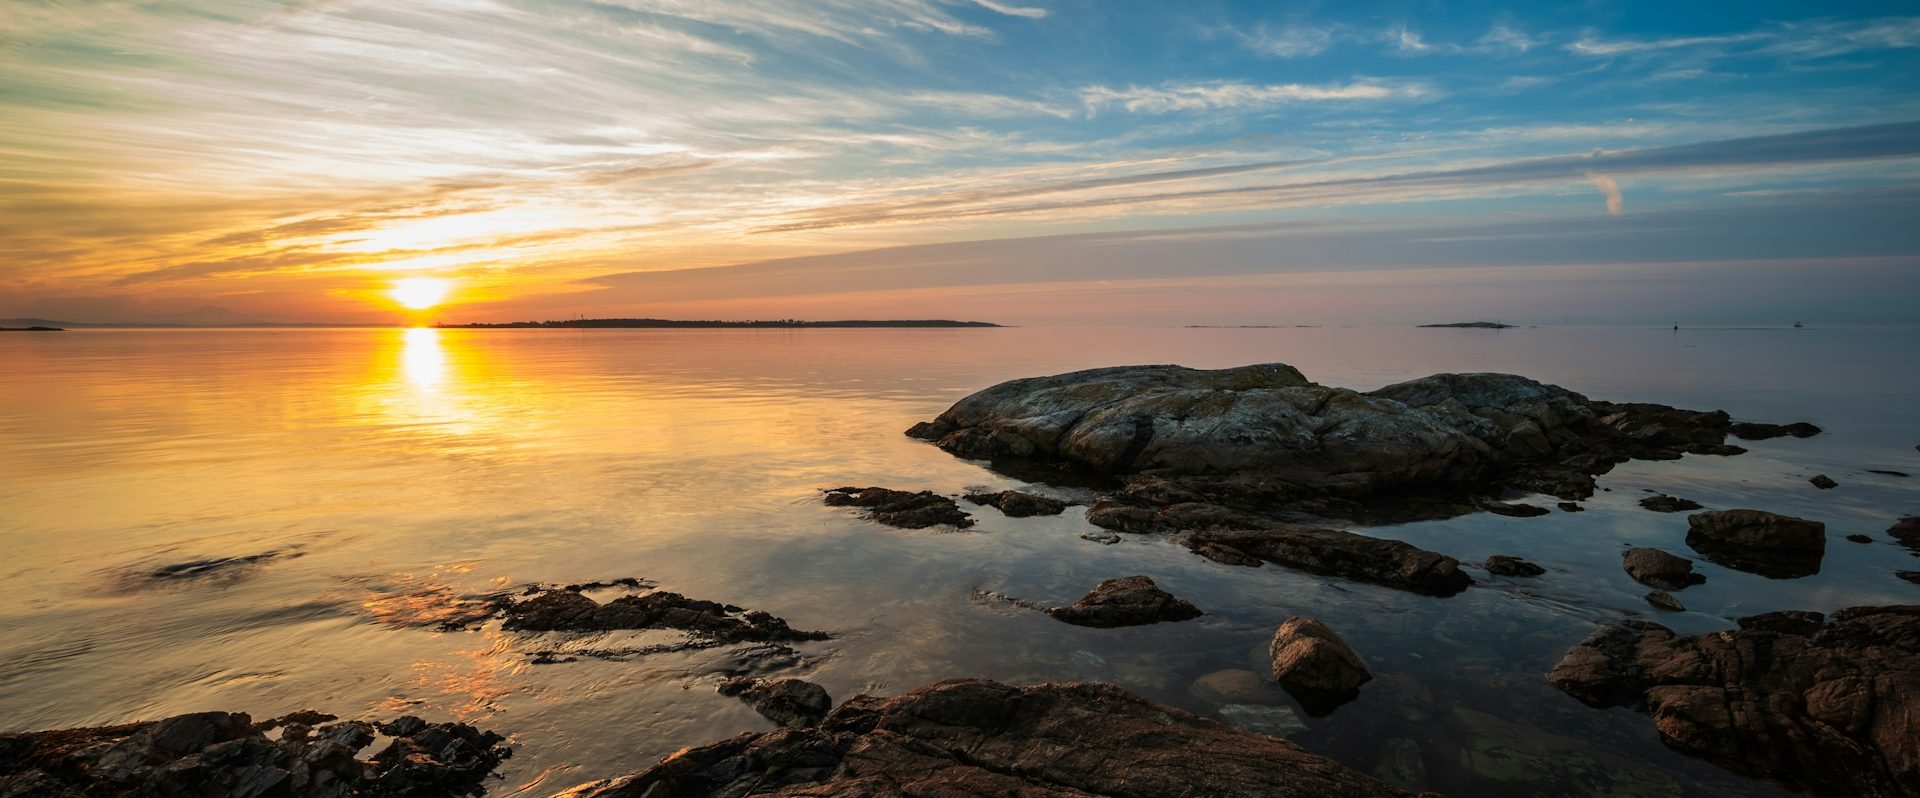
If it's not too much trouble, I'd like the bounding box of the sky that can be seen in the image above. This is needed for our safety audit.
[2,0,1918,325]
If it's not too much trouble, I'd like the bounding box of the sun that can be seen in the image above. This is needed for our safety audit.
[389,277,452,310]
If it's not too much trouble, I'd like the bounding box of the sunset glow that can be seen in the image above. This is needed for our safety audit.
[389,278,452,311]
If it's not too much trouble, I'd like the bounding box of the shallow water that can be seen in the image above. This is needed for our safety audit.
[2,325,1917,796]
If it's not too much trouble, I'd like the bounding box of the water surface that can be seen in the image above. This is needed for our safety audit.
[3,326,1917,796]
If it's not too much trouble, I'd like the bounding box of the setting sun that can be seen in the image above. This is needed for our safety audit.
[389,277,452,310]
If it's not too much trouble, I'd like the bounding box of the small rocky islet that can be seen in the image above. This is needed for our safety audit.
[9,362,1915,797]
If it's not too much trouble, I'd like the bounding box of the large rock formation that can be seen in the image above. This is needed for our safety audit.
[907,364,1785,522]
[1045,575,1203,628]
[1270,617,1372,712]
[1548,606,1920,798]
[1685,509,1826,578]
[551,678,1423,797]
[0,710,508,797]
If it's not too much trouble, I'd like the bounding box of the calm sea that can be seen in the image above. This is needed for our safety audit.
[3,326,1917,796]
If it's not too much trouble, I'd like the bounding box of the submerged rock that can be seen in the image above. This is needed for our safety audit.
[717,677,832,729]
[1685,509,1826,578]
[1893,517,1920,554]
[1621,547,1706,590]
[1045,575,1202,628]
[1444,706,1682,798]
[552,678,1419,798]
[1478,499,1550,517]
[1643,590,1685,612]
[1548,606,1920,797]
[0,710,507,797]
[1639,494,1702,513]
[1848,534,1874,544]
[1186,525,1472,597]
[1727,421,1822,440]
[1810,474,1839,489]
[910,364,1758,512]
[1270,617,1371,713]
[1485,555,1546,577]
[822,486,973,529]
[963,489,1069,517]
[1557,501,1585,512]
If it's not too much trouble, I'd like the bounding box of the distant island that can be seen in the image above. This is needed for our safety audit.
[440,318,1001,329]
[0,326,64,332]
[1418,321,1517,329]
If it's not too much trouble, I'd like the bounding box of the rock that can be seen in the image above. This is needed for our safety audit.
[1445,706,1682,798]
[1894,517,1920,554]
[1638,494,1702,512]
[1078,530,1121,545]
[1686,509,1826,578]
[1849,534,1874,544]
[1868,469,1910,477]
[0,711,507,797]
[1193,541,1263,566]
[963,489,1068,517]
[1189,669,1281,705]
[1214,704,1310,738]
[1479,499,1550,517]
[1372,738,1428,791]
[1186,525,1472,597]
[146,552,284,582]
[823,486,973,528]
[907,363,1764,524]
[1621,547,1706,590]
[1728,421,1823,440]
[496,588,828,643]
[717,677,832,728]
[1045,576,1202,628]
[1898,572,1920,586]
[1269,617,1371,712]
[1558,502,1585,512]
[1810,474,1839,489]
[1548,606,1920,797]
[551,679,1420,797]
[1485,555,1545,577]
[1643,590,1685,611]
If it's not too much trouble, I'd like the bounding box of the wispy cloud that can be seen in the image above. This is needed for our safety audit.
[1584,172,1623,215]
[1080,80,1434,114]
[1569,16,1919,59]
[970,0,1047,19]
[1236,24,1337,58]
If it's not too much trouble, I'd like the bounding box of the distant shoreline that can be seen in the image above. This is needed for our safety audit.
[438,318,1002,329]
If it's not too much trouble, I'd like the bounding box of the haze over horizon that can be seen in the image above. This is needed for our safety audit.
[5,1,1919,325]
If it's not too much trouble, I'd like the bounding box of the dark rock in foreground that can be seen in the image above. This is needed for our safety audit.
[551,678,1420,798]
[1270,617,1372,714]
[718,677,832,729]
[1185,523,1473,597]
[1893,517,1920,555]
[907,363,1775,525]
[962,489,1068,517]
[1638,494,1702,513]
[1621,547,1705,590]
[1485,555,1545,577]
[1045,575,1202,628]
[496,588,828,644]
[1548,606,1920,798]
[0,710,507,797]
[823,486,972,529]
[1727,421,1822,440]
[1686,509,1826,579]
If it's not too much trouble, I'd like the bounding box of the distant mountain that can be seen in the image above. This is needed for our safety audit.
[442,318,1002,329]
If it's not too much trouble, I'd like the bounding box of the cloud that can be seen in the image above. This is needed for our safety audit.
[1236,24,1336,58]
[1585,172,1623,215]
[1079,80,1434,114]
[1569,16,1919,59]
[970,0,1046,19]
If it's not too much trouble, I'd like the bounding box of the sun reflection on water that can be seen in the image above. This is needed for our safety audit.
[401,327,446,390]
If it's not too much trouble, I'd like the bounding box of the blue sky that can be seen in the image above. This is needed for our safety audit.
[1,0,1917,323]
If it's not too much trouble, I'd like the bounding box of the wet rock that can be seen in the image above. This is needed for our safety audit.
[1186,525,1472,597]
[822,486,973,529]
[1372,737,1428,792]
[1215,704,1310,738]
[963,489,1068,517]
[1894,517,1920,554]
[0,710,507,797]
[1621,547,1706,590]
[1045,575,1202,628]
[147,552,283,581]
[1188,669,1281,705]
[1445,706,1682,798]
[1549,606,1920,797]
[1269,617,1371,713]
[1478,499,1550,517]
[1728,421,1823,440]
[1484,555,1545,577]
[1638,494,1702,512]
[1558,501,1585,512]
[1643,590,1685,611]
[1078,530,1121,545]
[1193,541,1263,566]
[1849,534,1874,544]
[1810,474,1839,489]
[1686,509,1826,579]
[552,678,1418,797]
[496,588,828,643]
[907,363,1766,524]
[717,677,832,729]
[1898,572,1920,586]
